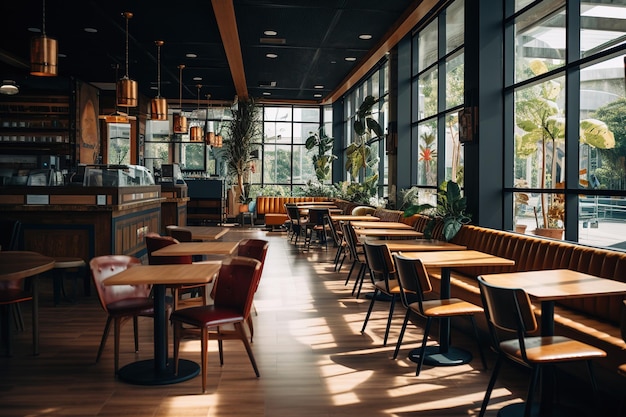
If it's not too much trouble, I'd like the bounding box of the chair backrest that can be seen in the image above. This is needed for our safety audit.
[620,300,626,343]
[363,241,396,284]
[213,256,262,319]
[0,218,21,251]
[477,276,537,335]
[308,208,329,226]
[393,254,433,311]
[89,255,147,312]
[169,228,193,242]
[285,204,301,222]
[325,216,342,245]
[144,232,192,265]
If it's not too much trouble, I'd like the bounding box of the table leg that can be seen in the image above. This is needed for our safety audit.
[540,301,556,415]
[32,276,39,356]
[408,267,473,366]
[115,284,200,385]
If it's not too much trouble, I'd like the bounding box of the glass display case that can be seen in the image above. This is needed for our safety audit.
[82,164,155,187]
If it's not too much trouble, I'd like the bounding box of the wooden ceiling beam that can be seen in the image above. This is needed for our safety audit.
[212,0,248,101]
[323,0,438,105]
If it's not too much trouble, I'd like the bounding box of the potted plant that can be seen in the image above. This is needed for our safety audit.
[516,60,615,238]
[514,179,530,233]
[223,97,261,212]
[403,180,471,242]
[305,127,337,183]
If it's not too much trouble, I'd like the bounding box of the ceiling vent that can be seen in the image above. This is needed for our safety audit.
[260,37,286,45]
[258,81,277,87]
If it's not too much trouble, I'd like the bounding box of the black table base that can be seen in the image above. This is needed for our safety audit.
[408,346,473,366]
[116,358,200,386]
[496,403,588,417]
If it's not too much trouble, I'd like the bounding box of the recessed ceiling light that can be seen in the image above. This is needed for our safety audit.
[314,94,322,98]
[345,57,357,62]
[84,27,98,33]
[264,30,277,36]
[186,53,197,58]
[58,53,66,58]
[314,85,324,89]
[193,76,202,81]
[359,34,372,40]
[150,86,158,90]
[266,53,278,59]
[330,60,337,64]
[262,92,271,96]
[0,80,19,95]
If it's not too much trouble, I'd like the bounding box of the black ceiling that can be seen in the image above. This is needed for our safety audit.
[0,0,419,108]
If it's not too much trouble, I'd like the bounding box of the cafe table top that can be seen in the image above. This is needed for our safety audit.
[364,238,466,252]
[150,241,240,257]
[330,214,380,222]
[167,226,229,240]
[350,221,414,229]
[0,251,56,281]
[354,228,424,238]
[103,263,221,286]
[397,249,515,269]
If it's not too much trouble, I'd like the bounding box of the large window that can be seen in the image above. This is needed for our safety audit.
[412,0,465,188]
[508,0,626,247]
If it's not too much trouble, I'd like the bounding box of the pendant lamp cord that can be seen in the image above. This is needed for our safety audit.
[122,12,132,78]
[156,41,163,98]
[41,0,46,36]
[178,65,185,109]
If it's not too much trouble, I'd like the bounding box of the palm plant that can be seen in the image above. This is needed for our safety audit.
[305,127,336,182]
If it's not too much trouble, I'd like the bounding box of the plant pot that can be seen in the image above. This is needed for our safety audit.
[515,224,527,234]
[532,227,563,239]
[238,203,249,213]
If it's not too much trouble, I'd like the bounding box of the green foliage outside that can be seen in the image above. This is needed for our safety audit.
[305,128,336,182]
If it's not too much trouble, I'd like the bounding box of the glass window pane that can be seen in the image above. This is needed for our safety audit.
[418,67,438,119]
[514,75,566,190]
[581,3,626,57]
[579,194,626,248]
[417,121,438,186]
[180,143,205,171]
[579,56,625,190]
[446,0,464,53]
[264,106,292,122]
[293,107,320,122]
[293,145,316,185]
[515,5,566,83]
[418,19,438,70]
[293,122,319,145]
[446,51,464,109]
[445,111,464,184]
[263,144,292,184]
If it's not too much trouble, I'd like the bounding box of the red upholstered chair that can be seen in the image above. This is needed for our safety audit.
[171,256,262,393]
[0,278,32,356]
[89,255,155,374]
[144,233,207,310]
[235,239,268,341]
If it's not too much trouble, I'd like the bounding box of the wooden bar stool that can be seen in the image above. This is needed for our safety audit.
[51,257,88,305]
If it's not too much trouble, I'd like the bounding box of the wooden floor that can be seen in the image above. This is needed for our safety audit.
[1,227,622,416]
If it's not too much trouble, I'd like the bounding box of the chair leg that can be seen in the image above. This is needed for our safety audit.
[416,318,432,376]
[96,316,112,363]
[354,264,367,299]
[218,338,224,366]
[361,289,379,333]
[133,316,139,352]
[114,317,121,375]
[470,316,487,370]
[525,366,541,417]
[201,327,208,393]
[247,315,254,342]
[345,261,356,286]
[478,356,502,417]
[235,322,260,377]
[383,294,397,346]
[173,322,181,375]
[393,310,411,359]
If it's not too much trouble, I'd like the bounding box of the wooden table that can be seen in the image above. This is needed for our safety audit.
[364,238,466,252]
[104,263,221,385]
[354,228,423,239]
[167,226,229,240]
[330,215,380,222]
[398,250,515,366]
[350,221,414,230]
[151,241,240,257]
[0,251,55,355]
[299,207,343,215]
[480,269,626,415]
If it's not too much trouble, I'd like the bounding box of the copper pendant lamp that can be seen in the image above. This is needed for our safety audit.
[173,64,188,134]
[189,85,203,142]
[150,40,167,120]
[116,12,138,107]
[30,0,58,76]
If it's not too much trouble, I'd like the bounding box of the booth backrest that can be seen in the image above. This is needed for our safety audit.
[255,196,331,215]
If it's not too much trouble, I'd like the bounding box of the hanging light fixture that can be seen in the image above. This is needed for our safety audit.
[205,94,216,146]
[116,12,138,107]
[189,84,203,142]
[150,40,167,120]
[30,0,58,76]
[173,64,188,134]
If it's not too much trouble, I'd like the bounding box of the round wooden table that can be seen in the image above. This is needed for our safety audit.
[0,251,56,355]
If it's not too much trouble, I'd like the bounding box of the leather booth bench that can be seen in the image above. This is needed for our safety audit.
[256,196,334,228]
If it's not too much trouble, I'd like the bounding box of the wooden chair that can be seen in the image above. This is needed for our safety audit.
[304,208,330,250]
[392,254,486,374]
[341,221,367,297]
[326,216,347,272]
[144,233,208,310]
[476,276,606,417]
[361,241,402,346]
[0,277,32,356]
[89,255,155,374]
[171,256,262,393]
